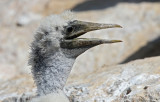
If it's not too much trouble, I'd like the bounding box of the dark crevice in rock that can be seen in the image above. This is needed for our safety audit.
[121,36,160,64]
[72,0,160,12]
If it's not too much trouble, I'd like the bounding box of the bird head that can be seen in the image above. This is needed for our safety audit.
[32,11,122,58]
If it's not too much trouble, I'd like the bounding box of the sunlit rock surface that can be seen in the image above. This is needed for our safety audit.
[1,0,160,78]
[0,0,160,101]
[72,2,160,77]
[1,56,160,102]
[66,56,160,102]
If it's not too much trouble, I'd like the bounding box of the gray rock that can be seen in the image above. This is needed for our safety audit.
[71,2,160,77]
[1,1,160,102]
[1,56,160,102]
[1,1,160,78]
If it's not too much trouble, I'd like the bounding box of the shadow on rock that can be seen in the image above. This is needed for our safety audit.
[72,0,160,12]
[121,36,160,64]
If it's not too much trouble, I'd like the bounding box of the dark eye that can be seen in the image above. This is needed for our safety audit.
[66,26,74,33]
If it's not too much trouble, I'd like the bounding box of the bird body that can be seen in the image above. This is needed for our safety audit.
[31,90,69,102]
[29,11,122,102]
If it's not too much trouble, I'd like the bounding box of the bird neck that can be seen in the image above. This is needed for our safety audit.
[32,51,75,96]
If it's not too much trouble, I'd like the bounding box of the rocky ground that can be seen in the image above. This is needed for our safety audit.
[0,0,160,102]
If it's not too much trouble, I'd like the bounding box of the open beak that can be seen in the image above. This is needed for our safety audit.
[61,20,122,49]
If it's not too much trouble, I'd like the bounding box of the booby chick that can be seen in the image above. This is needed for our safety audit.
[29,11,122,102]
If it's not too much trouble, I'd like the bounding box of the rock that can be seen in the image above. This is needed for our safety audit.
[1,1,160,101]
[71,2,160,77]
[0,64,17,80]
[1,56,160,102]
[66,56,160,102]
[1,0,160,78]
[0,74,35,102]
[16,12,42,27]
[40,0,85,15]
[0,0,44,26]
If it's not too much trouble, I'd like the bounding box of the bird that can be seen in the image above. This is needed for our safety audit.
[29,11,122,102]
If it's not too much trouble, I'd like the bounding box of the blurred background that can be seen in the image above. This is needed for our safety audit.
[0,0,160,100]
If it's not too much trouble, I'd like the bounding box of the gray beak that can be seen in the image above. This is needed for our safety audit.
[61,20,122,49]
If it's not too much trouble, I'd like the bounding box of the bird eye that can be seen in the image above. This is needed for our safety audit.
[66,26,74,33]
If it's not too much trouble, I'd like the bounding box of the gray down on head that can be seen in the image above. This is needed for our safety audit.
[29,11,122,102]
